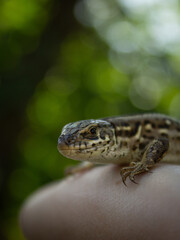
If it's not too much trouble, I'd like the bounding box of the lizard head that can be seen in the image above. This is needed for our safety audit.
[57,119,115,162]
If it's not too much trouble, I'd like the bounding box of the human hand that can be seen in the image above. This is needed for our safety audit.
[20,164,180,240]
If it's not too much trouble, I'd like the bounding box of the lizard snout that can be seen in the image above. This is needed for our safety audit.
[57,134,77,152]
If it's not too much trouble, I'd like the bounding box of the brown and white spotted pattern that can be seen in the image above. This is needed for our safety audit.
[58,113,180,184]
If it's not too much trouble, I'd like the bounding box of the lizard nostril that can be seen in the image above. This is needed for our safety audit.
[64,135,73,145]
[58,135,70,145]
[66,139,71,144]
[57,134,72,153]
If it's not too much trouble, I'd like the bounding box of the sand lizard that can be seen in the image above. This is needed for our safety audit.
[57,113,180,185]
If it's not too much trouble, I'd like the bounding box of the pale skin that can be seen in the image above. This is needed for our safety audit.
[20,164,180,240]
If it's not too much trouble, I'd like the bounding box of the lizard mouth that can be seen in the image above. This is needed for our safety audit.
[57,136,110,157]
[57,143,94,152]
[58,136,95,152]
[57,143,94,159]
[57,141,107,154]
[57,144,108,161]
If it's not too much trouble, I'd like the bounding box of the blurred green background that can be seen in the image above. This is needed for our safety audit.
[1,0,180,239]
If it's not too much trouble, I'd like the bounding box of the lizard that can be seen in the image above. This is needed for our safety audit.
[57,113,180,185]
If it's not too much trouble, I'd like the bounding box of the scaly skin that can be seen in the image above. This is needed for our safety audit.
[57,113,180,184]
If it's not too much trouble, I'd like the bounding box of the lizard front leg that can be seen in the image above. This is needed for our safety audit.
[120,138,169,185]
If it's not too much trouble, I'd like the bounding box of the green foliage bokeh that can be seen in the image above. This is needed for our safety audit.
[1,0,180,239]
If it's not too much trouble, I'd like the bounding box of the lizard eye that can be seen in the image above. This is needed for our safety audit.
[90,127,97,134]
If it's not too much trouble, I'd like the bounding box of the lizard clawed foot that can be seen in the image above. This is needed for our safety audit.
[120,138,169,185]
[120,162,150,185]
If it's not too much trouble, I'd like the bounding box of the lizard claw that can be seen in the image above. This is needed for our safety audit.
[120,170,130,186]
[129,174,138,184]
[120,162,148,185]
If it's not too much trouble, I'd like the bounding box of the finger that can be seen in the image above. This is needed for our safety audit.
[20,164,180,240]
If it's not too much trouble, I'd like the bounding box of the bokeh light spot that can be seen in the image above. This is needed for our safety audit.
[129,76,162,110]
[0,0,48,34]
